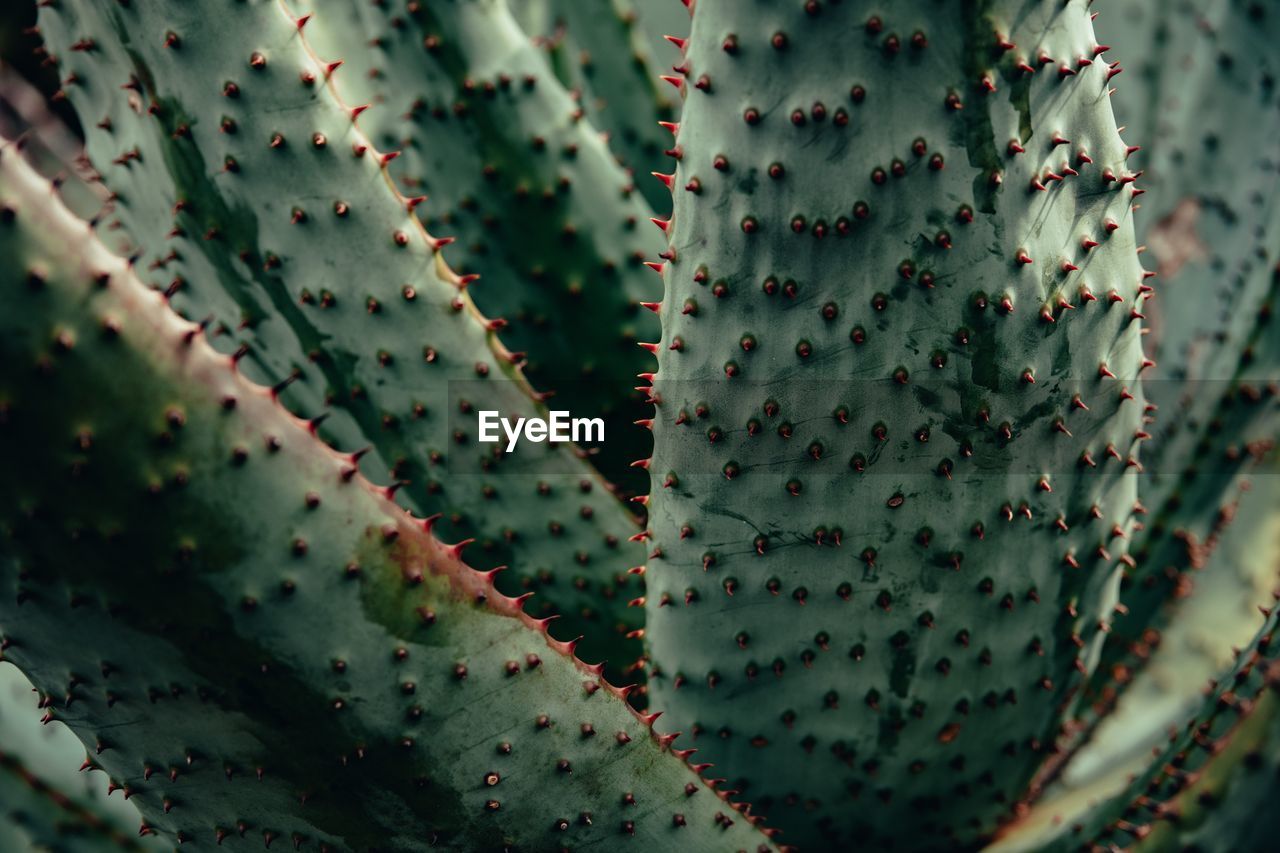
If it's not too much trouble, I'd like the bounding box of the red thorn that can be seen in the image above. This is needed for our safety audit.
[478,566,507,586]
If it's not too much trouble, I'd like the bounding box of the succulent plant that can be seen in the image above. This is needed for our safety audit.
[646,2,1154,847]
[0,0,1276,851]
[0,134,776,850]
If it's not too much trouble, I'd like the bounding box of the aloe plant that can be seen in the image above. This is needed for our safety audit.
[0,135,777,849]
[0,0,1276,851]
